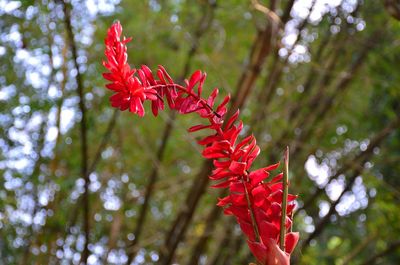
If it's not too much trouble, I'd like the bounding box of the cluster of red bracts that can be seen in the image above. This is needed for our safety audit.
[103,21,299,265]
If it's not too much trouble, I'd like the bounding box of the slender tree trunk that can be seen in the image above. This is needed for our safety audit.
[59,1,90,262]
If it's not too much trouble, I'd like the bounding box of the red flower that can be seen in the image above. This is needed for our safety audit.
[103,21,157,116]
[102,22,299,265]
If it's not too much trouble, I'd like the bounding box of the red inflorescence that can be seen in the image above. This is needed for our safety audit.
[102,21,299,265]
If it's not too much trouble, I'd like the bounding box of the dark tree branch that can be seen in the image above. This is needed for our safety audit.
[60,108,120,238]
[206,223,237,265]
[251,0,316,133]
[298,117,400,213]
[229,12,276,117]
[300,169,360,252]
[186,193,223,265]
[298,113,398,255]
[125,111,176,263]
[285,23,337,123]
[59,1,90,262]
[290,30,382,161]
[266,25,380,172]
[158,161,213,265]
[359,240,400,265]
[281,0,296,24]
[49,40,68,175]
[341,233,377,265]
[89,109,119,173]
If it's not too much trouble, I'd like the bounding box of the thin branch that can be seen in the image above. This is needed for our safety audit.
[251,0,316,133]
[56,106,120,240]
[299,152,383,255]
[272,13,354,159]
[158,161,214,265]
[340,232,377,265]
[49,35,68,175]
[229,8,276,116]
[266,27,380,171]
[89,109,119,173]
[103,205,124,262]
[206,220,235,265]
[125,112,176,263]
[359,240,400,265]
[290,31,382,160]
[243,178,261,242]
[59,0,90,262]
[251,0,283,28]
[185,199,222,265]
[285,22,338,123]
[298,117,400,214]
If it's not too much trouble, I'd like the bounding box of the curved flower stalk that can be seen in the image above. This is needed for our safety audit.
[102,21,299,265]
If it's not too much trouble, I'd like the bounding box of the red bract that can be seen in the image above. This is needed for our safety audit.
[102,21,299,265]
[103,22,157,116]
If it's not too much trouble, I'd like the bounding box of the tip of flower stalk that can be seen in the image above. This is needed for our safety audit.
[279,146,290,252]
[284,146,289,162]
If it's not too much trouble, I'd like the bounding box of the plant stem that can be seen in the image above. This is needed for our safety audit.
[242,179,260,242]
[280,146,289,251]
[149,84,222,118]
[60,0,90,262]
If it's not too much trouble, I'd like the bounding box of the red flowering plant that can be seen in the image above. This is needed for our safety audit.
[102,21,299,265]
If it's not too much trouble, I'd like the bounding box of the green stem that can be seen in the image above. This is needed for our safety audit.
[242,179,260,242]
[280,146,289,251]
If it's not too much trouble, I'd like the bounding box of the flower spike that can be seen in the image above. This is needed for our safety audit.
[102,21,299,265]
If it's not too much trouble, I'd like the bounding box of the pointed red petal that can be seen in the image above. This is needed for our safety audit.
[285,232,299,254]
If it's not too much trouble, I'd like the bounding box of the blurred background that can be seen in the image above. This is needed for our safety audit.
[1,0,400,264]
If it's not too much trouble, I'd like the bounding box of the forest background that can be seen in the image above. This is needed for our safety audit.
[0,0,399,264]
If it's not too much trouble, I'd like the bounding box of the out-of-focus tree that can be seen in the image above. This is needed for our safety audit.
[0,1,399,264]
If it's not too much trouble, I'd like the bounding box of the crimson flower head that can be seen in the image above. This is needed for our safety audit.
[102,22,299,265]
[103,21,157,116]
